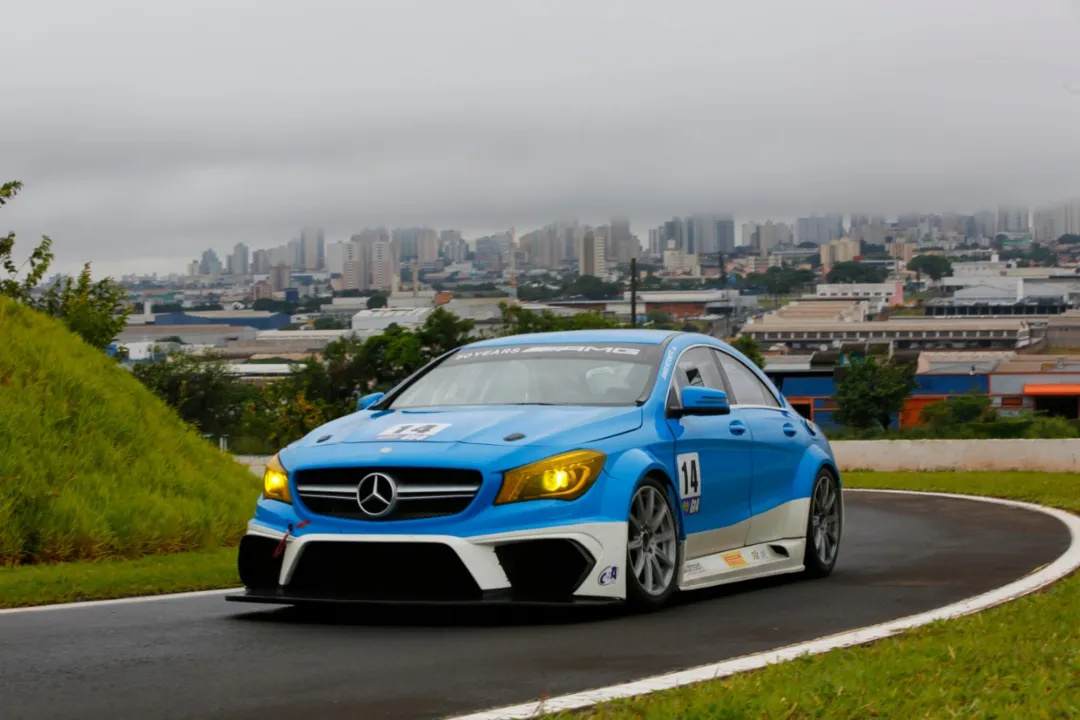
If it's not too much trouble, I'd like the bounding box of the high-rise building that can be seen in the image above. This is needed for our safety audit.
[889,240,915,264]
[326,241,348,276]
[716,215,735,254]
[579,229,607,277]
[796,214,844,245]
[819,237,860,268]
[251,249,271,275]
[288,238,303,268]
[251,279,273,301]
[1033,198,1080,243]
[757,221,793,255]
[741,222,759,248]
[475,232,510,270]
[609,216,634,265]
[228,242,249,276]
[342,254,369,291]
[199,249,221,275]
[269,264,292,292]
[440,230,468,263]
[300,228,325,271]
[997,205,1030,234]
[371,240,395,292]
[186,260,200,277]
[690,214,718,256]
[417,228,439,263]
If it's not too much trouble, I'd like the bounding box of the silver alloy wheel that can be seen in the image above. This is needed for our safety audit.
[810,475,841,565]
[628,485,678,596]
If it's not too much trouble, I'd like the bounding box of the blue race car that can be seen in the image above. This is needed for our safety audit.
[227,329,843,610]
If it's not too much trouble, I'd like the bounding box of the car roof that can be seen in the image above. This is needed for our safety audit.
[463,328,681,348]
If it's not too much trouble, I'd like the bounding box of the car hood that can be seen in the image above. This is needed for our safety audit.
[292,405,643,449]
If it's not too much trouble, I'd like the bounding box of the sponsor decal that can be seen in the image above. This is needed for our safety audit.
[374,423,451,441]
[660,348,676,379]
[722,551,748,568]
[453,345,642,360]
[683,561,705,576]
[749,548,766,562]
[677,452,701,515]
[598,565,618,585]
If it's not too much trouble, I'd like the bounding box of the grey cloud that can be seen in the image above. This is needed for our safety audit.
[2,0,1080,276]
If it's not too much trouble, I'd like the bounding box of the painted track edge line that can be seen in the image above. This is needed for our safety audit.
[443,488,1080,720]
[0,587,241,615]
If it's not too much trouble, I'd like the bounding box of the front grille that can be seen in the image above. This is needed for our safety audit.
[294,466,483,521]
[287,542,482,601]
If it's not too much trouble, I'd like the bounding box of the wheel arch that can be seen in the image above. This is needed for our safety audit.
[602,448,687,541]
[643,468,687,541]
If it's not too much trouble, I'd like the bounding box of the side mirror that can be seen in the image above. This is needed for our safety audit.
[356,391,385,412]
[673,386,731,418]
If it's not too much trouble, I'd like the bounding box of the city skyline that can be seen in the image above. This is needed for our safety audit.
[5,1,1080,279]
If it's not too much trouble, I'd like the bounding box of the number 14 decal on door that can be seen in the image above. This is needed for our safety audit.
[677,452,701,515]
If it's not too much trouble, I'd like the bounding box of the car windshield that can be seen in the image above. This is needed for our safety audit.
[389,343,662,408]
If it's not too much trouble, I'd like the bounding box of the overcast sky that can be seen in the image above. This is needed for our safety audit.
[3,0,1080,277]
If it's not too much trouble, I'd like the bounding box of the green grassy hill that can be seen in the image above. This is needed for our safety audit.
[0,297,259,565]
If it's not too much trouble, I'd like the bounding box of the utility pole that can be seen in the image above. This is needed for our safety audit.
[508,225,518,304]
[630,257,638,327]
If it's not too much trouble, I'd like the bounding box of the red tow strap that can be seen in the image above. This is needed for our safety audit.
[272,521,310,558]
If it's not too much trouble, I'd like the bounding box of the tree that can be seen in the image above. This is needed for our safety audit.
[646,309,672,326]
[730,335,766,369]
[313,315,349,330]
[907,255,953,282]
[35,265,131,348]
[826,261,888,284]
[132,350,259,437]
[2,180,131,348]
[565,274,623,300]
[1,181,54,303]
[497,302,622,336]
[834,356,916,431]
[367,293,388,309]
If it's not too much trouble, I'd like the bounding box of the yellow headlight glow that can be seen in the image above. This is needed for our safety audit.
[495,450,606,505]
[262,454,292,504]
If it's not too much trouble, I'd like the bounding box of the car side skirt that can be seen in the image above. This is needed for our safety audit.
[677,538,807,592]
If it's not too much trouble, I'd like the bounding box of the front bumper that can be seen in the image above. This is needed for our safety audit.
[226,520,628,606]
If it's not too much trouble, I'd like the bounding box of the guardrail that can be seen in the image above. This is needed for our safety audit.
[235,438,1080,475]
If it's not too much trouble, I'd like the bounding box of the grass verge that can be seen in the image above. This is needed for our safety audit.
[0,297,259,564]
[0,546,239,609]
[552,471,1080,719]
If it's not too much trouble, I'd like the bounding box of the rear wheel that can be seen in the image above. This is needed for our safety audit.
[626,478,681,610]
[803,469,842,578]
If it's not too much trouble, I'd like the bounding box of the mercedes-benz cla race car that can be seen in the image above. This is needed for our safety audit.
[228,329,843,611]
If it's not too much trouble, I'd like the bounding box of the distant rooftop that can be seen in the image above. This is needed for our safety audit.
[183,310,281,318]
[351,307,432,318]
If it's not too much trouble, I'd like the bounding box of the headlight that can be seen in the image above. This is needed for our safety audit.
[262,454,292,504]
[494,450,606,505]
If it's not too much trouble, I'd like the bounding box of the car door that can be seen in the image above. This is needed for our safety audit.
[713,349,811,545]
[665,346,753,557]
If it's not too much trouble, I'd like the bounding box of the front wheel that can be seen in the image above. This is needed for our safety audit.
[626,478,681,610]
[802,469,842,578]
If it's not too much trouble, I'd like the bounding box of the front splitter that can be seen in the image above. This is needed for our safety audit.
[226,588,623,608]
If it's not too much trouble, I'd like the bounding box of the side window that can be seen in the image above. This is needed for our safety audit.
[669,347,727,410]
[714,351,779,407]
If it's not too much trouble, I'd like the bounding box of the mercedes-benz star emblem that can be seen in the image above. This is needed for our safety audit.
[356,472,398,518]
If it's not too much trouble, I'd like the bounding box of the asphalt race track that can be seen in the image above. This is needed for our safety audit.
[0,491,1072,720]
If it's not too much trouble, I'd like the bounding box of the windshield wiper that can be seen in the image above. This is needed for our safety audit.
[505,402,557,406]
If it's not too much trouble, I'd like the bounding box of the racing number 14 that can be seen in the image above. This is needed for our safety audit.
[677,452,701,515]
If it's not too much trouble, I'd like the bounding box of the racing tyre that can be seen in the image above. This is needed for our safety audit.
[626,477,682,611]
[802,469,842,578]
